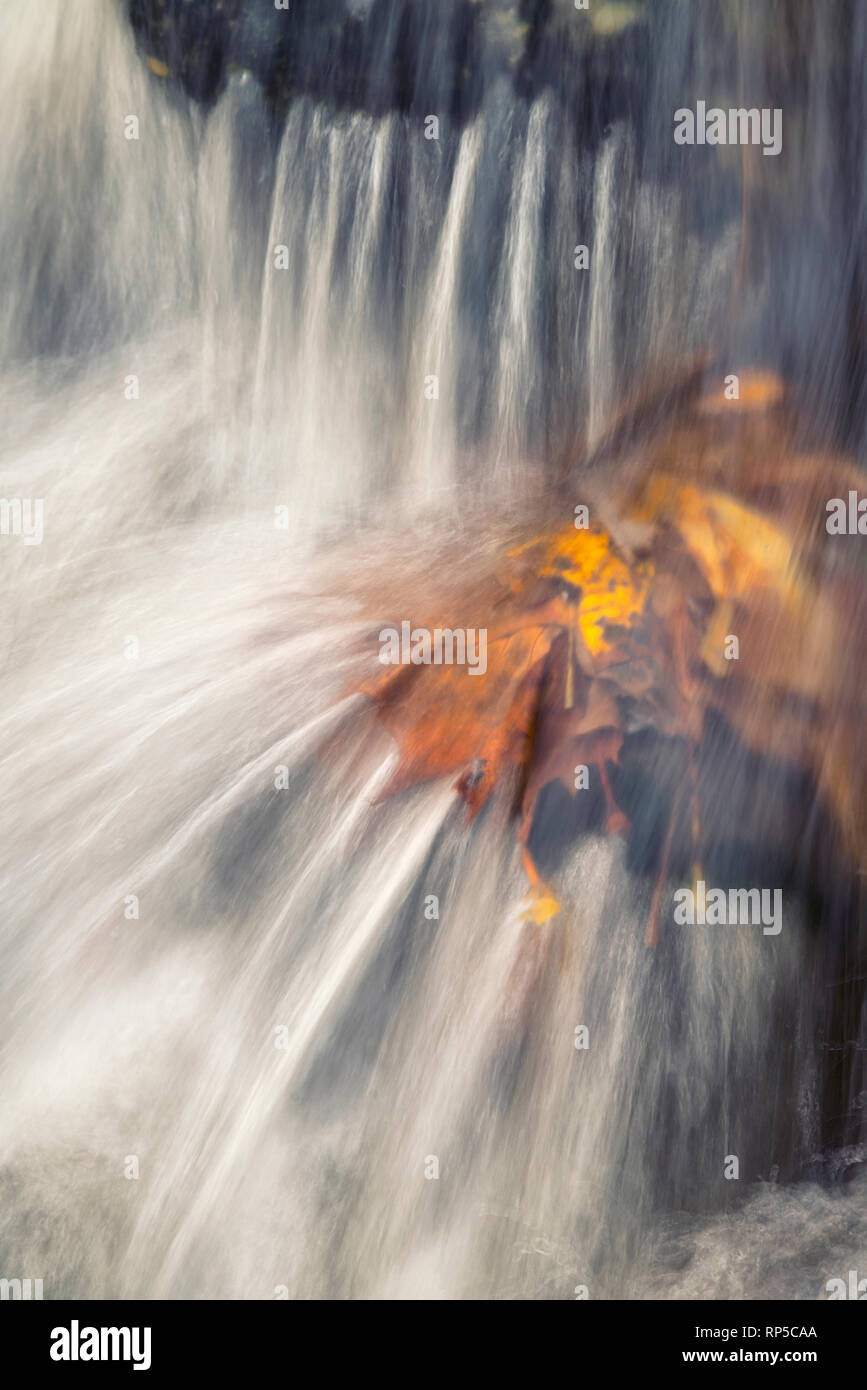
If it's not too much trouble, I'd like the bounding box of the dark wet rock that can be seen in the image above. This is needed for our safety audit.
[127,0,244,104]
[125,0,862,133]
[125,0,650,131]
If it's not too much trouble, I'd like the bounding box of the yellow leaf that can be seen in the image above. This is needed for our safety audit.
[520,889,561,925]
[508,526,652,656]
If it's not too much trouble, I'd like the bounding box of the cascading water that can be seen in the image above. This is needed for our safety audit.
[0,0,865,1300]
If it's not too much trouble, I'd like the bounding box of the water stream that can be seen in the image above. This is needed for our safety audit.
[0,0,864,1299]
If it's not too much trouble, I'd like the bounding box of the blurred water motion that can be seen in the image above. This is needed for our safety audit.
[0,0,864,1299]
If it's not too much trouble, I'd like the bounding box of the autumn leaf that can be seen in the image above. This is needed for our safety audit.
[341,369,867,935]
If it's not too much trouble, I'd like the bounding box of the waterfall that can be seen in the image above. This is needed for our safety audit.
[0,0,864,1300]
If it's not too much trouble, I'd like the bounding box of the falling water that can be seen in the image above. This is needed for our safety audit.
[0,0,865,1299]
